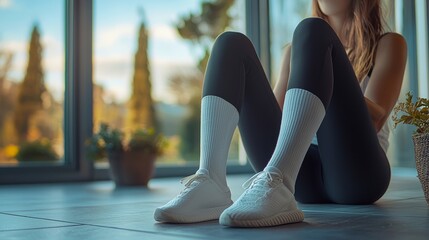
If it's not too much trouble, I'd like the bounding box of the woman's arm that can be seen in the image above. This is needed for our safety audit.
[364,33,408,132]
[273,43,292,110]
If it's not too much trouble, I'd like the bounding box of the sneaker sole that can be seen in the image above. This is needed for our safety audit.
[219,209,304,227]
[154,203,232,223]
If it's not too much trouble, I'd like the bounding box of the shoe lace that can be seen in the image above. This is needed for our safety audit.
[177,173,207,195]
[238,171,283,203]
[180,173,207,187]
[242,171,282,189]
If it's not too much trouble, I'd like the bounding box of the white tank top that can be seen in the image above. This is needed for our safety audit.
[310,75,390,153]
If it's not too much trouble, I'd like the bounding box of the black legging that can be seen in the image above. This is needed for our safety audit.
[202,18,391,204]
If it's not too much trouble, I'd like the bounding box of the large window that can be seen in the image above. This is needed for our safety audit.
[269,0,424,168]
[0,0,250,183]
[93,0,247,172]
[1,0,425,183]
[0,0,65,166]
[387,0,428,167]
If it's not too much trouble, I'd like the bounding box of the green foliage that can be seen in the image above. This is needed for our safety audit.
[179,95,201,161]
[0,51,14,147]
[16,139,59,162]
[128,128,167,155]
[128,20,158,131]
[176,0,234,73]
[392,91,429,134]
[176,0,234,41]
[87,123,167,161]
[14,24,48,141]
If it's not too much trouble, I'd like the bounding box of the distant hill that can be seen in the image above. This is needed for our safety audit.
[155,102,189,137]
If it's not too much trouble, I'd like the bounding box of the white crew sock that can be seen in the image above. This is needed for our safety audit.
[199,95,239,190]
[266,88,326,193]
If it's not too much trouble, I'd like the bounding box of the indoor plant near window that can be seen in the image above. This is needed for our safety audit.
[87,123,167,187]
[392,91,429,204]
[16,139,59,162]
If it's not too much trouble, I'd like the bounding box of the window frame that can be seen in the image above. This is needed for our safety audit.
[415,0,429,97]
[4,0,423,183]
[0,0,256,183]
[0,0,94,183]
[386,0,421,167]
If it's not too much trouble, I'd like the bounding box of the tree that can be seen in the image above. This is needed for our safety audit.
[176,0,234,72]
[168,72,202,105]
[0,51,13,84]
[14,25,47,142]
[93,84,125,131]
[174,0,235,160]
[0,51,14,147]
[126,19,158,132]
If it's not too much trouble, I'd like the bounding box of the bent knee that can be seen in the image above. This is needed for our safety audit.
[296,17,332,32]
[216,31,249,42]
[213,31,252,51]
[293,17,335,43]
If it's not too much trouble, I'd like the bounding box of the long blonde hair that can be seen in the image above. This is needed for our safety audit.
[312,0,385,81]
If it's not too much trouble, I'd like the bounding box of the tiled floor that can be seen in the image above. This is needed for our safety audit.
[1,168,428,240]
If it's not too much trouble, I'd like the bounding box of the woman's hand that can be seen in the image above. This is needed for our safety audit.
[364,97,386,132]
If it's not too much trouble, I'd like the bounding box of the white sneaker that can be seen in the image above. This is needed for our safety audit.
[219,166,304,227]
[154,169,233,223]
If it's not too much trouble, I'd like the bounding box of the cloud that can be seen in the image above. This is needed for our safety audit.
[1,36,65,84]
[41,35,65,72]
[93,56,133,103]
[93,54,197,103]
[43,55,64,73]
[1,40,26,52]
[42,35,63,52]
[1,36,65,73]
[94,55,133,86]
[149,24,178,41]
[96,24,135,49]
[0,0,12,8]
[95,23,180,52]
[0,40,26,75]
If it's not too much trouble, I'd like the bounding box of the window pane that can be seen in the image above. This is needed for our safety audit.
[0,0,65,166]
[386,0,423,168]
[269,0,418,168]
[93,0,246,168]
[269,0,311,86]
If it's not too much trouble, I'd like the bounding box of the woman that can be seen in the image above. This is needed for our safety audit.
[154,0,407,227]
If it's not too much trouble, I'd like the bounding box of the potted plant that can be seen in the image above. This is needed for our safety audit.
[392,91,429,204]
[16,139,59,162]
[87,123,167,187]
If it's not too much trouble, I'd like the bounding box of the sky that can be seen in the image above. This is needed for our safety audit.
[0,0,64,100]
[0,0,246,103]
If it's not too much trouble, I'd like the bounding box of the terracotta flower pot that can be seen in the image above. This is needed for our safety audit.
[107,150,157,187]
[412,132,429,205]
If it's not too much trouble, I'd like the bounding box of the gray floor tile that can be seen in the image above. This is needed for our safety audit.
[0,168,428,240]
[0,225,189,240]
[8,203,427,240]
[0,213,78,231]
